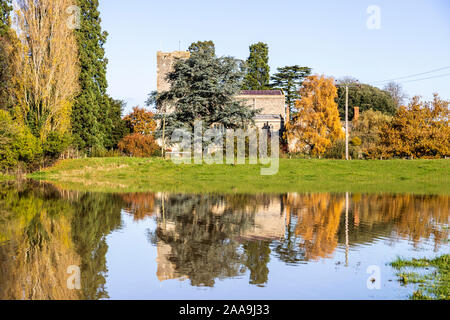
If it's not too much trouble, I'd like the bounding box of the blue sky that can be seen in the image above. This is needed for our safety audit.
[99,0,450,114]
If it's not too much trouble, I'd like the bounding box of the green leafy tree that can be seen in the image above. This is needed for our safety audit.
[188,40,215,55]
[42,132,72,159]
[336,82,397,120]
[0,110,41,171]
[72,0,109,151]
[102,97,128,150]
[270,65,312,115]
[0,0,11,37]
[149,47,257,134]
[242,42,270,90]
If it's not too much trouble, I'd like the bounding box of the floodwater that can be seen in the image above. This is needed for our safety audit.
[0,181,448,300]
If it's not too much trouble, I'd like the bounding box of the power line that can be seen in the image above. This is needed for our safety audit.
[397,73,450,84]
[370,65,450,84]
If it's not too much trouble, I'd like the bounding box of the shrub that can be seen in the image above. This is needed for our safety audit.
[324,139,345,159]
[0,110,41,171]
[42,131,72,159]
[351,109,392,159]
[350,136,362,147]
[118,133,160,157]
[90,147,121,158]
[324,139,360,159]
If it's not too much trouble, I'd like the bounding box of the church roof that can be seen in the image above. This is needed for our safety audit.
[240,90,283,96]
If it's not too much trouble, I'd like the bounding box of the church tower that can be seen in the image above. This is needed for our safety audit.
[156,51,191,93]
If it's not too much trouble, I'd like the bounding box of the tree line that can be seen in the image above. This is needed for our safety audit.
[0,0,127,172]
[148,40,448,160]
[1,1,448,173]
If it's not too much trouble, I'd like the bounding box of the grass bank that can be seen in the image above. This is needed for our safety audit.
[27,157,449,194]
[391,255,449,300]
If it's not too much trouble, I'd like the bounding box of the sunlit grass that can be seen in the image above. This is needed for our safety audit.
[27,157,449,194]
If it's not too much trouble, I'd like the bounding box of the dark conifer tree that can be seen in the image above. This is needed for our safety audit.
[242,42,270,90]
[72,0,110,151]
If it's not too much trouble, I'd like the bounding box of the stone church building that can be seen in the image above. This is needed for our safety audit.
[157,51,287,134]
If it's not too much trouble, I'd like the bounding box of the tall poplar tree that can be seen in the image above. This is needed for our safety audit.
[72,0,109,151]
[242,42,270,90]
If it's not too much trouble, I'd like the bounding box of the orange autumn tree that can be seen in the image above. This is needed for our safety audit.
[118,107,160,157]
[285,75,344,156]
[123,106,157,135]
[379,94,449,159]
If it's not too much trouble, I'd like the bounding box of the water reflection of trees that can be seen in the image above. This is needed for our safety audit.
[121,193,155,220]
[152,194,256,287]
[0,182,123,300]
[0,183,448,297]
[70,191,123,300]
[154,192,449,285]
[337,194,449,251]
[0,182,81,300]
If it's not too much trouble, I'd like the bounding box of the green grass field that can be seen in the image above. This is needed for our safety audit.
[27,157,449,194]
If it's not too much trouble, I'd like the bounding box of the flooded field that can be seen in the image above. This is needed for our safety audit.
[0,181,448,300]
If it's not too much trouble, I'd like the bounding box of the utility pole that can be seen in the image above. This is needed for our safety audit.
[336,81,361,160]
[161,105,166,158]
[345,86,349,160]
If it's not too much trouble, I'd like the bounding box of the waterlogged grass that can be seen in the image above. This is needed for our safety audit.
[28,157,449,194]
[390,255,449,300]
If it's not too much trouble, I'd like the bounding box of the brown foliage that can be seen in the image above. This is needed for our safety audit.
[117,133,160,157]
[123,106,157,135]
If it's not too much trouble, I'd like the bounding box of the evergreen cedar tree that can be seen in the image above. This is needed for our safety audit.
[270,65,312,116]
[148,42,257,136]
[188,40,215,55]
[242,42,271,90]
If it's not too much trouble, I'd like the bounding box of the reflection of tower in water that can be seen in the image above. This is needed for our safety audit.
[154,194,286,283]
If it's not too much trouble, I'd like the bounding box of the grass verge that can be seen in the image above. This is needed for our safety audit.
[27,157,449,194]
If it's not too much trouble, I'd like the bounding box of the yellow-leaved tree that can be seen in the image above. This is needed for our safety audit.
[379,94,449,159]
[285,75,344,156]
[11,0,79,139]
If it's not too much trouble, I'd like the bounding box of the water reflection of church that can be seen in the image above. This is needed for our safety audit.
[145,193,449,286]
[154,194,286,283]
